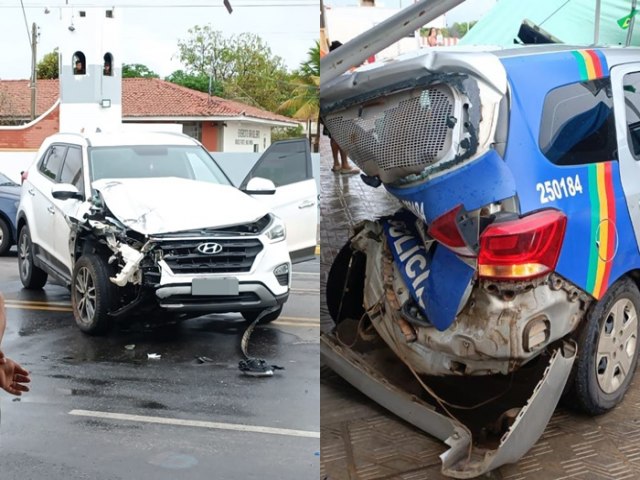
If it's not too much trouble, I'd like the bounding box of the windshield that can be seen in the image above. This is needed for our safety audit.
[88,145,231,185]
[0,172,17,186]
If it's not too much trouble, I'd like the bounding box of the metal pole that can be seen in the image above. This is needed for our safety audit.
[594,0,601,45]
[320,0,466,85]
[626,0,638,46]
[30,22,37,121]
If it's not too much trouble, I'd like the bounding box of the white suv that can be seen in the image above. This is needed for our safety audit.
[17,132,317,334]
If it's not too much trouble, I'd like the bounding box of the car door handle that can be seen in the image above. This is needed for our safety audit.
[28,188,35,196]
[298,200,315,209]
[47,206,55,215]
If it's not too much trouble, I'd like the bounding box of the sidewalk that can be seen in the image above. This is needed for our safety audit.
[319,137,640,479]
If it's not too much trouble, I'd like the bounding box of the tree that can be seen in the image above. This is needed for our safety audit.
[122,63,159,78]
[176,26,293,112]
[165,70,223,96]
[278,41,320,150]
[37,49,59,79]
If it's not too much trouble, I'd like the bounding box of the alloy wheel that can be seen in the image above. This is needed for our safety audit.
[75,267,97,325]
[596,298,638,394]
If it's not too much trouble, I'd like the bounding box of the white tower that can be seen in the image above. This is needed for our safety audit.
[59,7,122,133]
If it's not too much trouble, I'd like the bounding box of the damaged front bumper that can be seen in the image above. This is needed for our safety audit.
[321,327,577,478]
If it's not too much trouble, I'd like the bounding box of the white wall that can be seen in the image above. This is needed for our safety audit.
[222,121,273,153]
[0,152,39,183]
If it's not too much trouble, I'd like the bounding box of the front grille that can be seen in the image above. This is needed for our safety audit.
[157,238,263,274]
[324,84,454,184]
[162,292,260,304]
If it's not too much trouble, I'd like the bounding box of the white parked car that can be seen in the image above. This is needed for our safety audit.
[16,132,317,334]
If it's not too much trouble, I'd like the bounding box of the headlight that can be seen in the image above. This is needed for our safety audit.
[265,217,286,243]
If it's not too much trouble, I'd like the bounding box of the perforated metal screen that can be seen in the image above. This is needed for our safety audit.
[324,85,455,184]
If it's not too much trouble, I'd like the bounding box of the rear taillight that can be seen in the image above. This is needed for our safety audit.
[427,205,475,257]
[478,210,567,280]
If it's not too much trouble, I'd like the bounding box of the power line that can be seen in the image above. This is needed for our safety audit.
[0,2,317,8]
[18,0,32,48]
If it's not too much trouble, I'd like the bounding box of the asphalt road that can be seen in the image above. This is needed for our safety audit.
[0,249,319,480]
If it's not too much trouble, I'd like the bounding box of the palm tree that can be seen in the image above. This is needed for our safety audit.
[278,41,320,151]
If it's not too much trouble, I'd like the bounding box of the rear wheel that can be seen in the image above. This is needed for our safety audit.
[569,277,640,415]
[72,253,114,335]
[18,225,47,289]
[326,241,366,325]
[0,218,11,255]
[242,305,283,324]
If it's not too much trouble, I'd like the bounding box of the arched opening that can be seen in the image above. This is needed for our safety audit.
[103,52,113,76]
[72,51,86,75]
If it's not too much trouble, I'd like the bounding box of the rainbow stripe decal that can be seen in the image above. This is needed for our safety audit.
[586,163,617,299]
[572,49,609,81]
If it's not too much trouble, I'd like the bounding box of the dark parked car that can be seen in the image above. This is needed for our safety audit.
[0,172,20,255]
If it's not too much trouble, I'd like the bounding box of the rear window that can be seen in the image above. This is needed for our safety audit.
[88,145,230,185]
[539,79,617,166]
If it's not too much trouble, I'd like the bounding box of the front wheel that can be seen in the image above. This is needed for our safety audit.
[569,277,640,415]
[242,305,283,324]
[72,253,115,335]
[18,225,47,289]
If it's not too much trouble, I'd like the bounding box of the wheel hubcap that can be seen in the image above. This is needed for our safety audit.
[596,298,638,394]
[18,232,31,279]
[75,267,96,325]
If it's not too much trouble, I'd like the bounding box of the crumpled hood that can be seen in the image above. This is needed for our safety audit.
[92,177,268,235]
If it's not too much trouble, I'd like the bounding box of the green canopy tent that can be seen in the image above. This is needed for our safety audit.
[460,0,640,47]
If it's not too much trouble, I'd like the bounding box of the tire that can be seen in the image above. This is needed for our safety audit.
[71,253,115,335]
[568,277,640,415]
[17,225,48,289]
[242,305,283,325]
[0,218,11,255]
[326,241,366,325]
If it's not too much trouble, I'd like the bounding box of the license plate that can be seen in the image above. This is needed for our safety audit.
[192,278,239,296]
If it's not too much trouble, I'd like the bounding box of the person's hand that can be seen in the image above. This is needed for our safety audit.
[0,358,30,396]
[0,349,5,365]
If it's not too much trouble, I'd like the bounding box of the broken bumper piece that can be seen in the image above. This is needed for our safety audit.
[321,324,576,478]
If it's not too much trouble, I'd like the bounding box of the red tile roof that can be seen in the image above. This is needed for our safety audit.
[0,78,296,124]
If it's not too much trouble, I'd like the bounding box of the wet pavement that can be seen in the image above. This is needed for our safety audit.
[0,250,319,480]
[318,136,640,479]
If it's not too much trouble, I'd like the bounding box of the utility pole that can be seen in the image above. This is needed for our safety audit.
[30,22,38,121]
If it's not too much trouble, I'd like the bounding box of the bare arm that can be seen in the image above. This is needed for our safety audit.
[0,292,30,395]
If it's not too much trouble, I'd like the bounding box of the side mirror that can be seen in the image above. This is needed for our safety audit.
[52,184,83,201]
[243,177,276,195]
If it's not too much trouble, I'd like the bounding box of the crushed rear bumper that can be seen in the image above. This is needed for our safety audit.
[321,326,576,478]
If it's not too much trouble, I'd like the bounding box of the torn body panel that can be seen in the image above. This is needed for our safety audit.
[351,219,590,376]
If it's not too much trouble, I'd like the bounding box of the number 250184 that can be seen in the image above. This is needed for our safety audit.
[536,175,583,204]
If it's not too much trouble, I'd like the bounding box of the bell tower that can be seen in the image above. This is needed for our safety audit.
[58,7,122,132]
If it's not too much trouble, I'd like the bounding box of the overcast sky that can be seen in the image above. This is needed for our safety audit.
[0,0,318,80]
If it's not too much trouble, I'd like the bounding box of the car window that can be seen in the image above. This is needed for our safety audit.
[89,145,230,185]
[539,79,617,166]
[248,141,310,187]
[623,72,640,159]
[39,145,68,181]
[59,146,84,193]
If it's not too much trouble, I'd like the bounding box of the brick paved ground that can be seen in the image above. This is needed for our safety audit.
[319,136,640,480]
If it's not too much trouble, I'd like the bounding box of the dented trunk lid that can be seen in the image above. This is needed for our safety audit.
[92,177,270,235]
[321,50,518,330]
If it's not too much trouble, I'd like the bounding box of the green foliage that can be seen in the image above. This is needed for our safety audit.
[37,49,59,79]
[165,70,223,95]
[278,41,319,121]
[176,25,293,112]
[271,126,304,142]
[122,63,159,78]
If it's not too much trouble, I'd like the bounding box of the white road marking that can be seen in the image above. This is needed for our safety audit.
[69,410,320,439]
